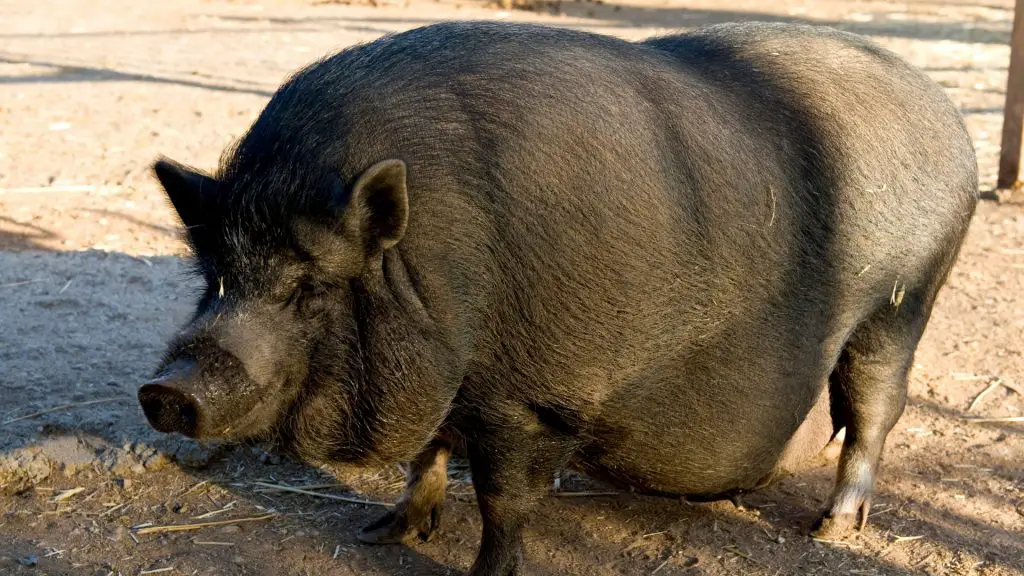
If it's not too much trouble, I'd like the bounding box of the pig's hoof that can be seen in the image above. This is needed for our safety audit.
[811,512,859,540]
[357,511,416,545]
[812,498,870,540]
[811,514,853,539]
[357,506,440,545]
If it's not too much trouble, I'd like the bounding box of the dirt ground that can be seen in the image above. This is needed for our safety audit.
[0,0,1021,574]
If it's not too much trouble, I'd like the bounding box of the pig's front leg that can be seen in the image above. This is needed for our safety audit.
[358,434,454,545]
[465,418,576,576]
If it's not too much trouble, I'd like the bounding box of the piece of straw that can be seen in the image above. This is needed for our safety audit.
[961,416,1024,423]
[50,487,86,503]
[3,397,129,425]
[968,379,1003,412]
[251,482,388,507]
[135,514,275,536]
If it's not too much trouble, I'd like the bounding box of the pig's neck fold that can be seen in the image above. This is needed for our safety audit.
[344,254,460,464]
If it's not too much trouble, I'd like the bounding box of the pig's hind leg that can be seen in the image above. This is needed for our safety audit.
[813,294,932,539]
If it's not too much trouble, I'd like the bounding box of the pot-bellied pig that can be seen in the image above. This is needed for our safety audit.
[139,21,978,576]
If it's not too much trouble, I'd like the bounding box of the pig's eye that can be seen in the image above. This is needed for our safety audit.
[284,279,324,312]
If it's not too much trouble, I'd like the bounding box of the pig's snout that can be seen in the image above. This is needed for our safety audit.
[139,360,207,437]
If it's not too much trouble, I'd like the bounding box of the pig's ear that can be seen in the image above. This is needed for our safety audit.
[154,157,216,228]
[341,159,409,252]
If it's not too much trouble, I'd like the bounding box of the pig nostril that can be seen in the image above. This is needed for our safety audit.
[138,384,201,437]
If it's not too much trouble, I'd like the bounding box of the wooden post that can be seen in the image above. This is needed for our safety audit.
[997,0,1024,189]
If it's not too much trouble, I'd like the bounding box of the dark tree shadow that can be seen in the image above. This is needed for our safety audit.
[1,4,1009,47]
[0,53,275,96]
[0,216,59,252]
[81,208,181,238]
[206,5,1013,44]
[0,23,395,41]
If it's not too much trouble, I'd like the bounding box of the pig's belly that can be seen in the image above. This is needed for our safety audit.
[573,433,784,498]
[571,374,833,498]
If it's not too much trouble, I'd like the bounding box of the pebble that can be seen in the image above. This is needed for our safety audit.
[143,452,171,471]
[111,525,128,542]
[250,446,281,465]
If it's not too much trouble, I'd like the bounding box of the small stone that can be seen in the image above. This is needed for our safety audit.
[111,525,128,542]
[100,454,118,471]
[130,463,146,474]
[251,446,281,465]
[143,452,171,471]
[220,525,242,534]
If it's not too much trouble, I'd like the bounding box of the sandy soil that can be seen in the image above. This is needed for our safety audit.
[0,0,1021,574]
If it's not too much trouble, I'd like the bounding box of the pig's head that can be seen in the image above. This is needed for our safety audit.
[139,155,458,465]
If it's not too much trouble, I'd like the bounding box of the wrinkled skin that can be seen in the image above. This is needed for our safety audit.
[139,21,978,576]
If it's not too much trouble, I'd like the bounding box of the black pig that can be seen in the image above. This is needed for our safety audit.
[139,21,978,575]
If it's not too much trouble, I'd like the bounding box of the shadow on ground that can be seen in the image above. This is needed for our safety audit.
[0,53,275,96]
[202,2,1014,44]
[0,249,1021,575]
[3,436,1022,575]
[0,1,1013,102]
[0,216,59,252]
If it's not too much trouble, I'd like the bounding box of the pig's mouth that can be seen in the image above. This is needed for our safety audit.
[138,360,295,441]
